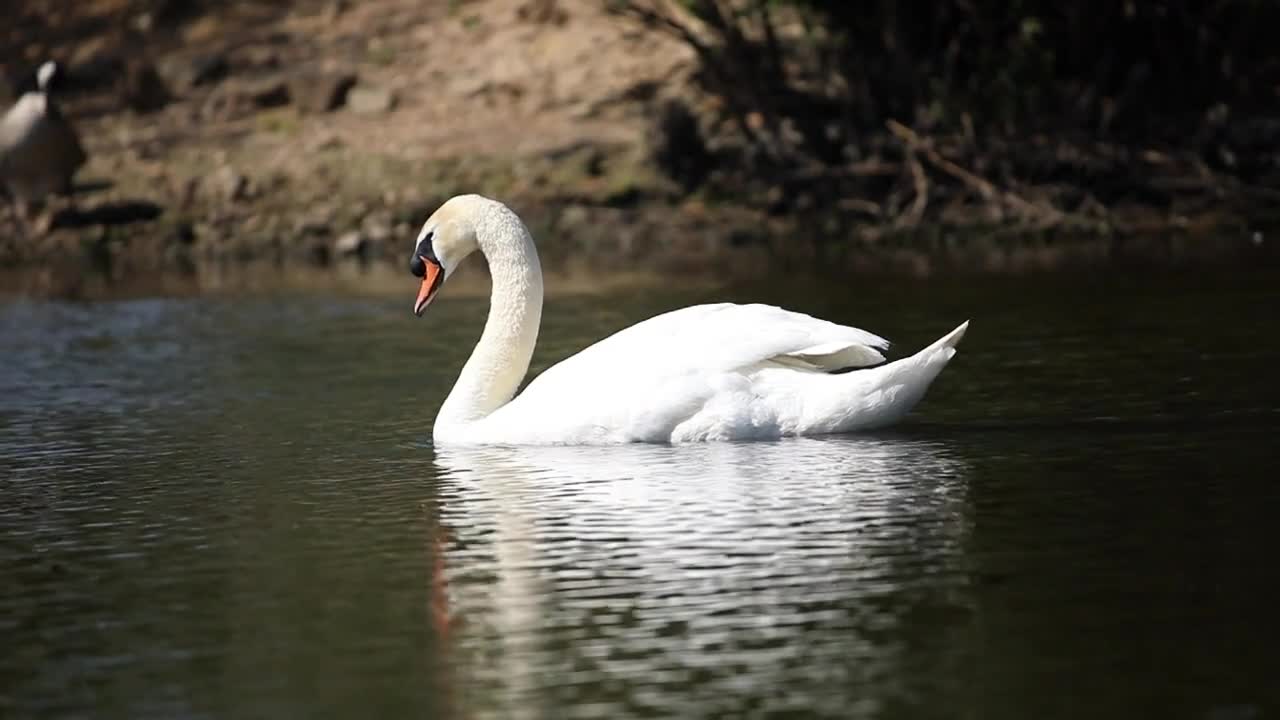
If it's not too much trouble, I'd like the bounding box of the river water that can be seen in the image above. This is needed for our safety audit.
[2,268,1278,719]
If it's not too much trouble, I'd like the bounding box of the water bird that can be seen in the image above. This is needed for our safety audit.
[410,194,968,444]
[0,61,88,232]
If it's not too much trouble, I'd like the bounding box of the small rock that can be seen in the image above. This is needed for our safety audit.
[764,186,786,213]
[361,211,393,242]
[559,204,590,231]
[547,142,607,176]
[307,239,332,266]
[69,37,111,68]
[1206,705,1261,720]
[165,243,197,272]
[176,176,201,208]
[189,54,230,87]
[160,52,229,91]
[322,0,348,22]
[148,0,198,28]
[122,60,170,113]
[291,72,357,113]
[201,77,290,119]
[69,42,125,91]
[169,221,196,245]
[212,166,249,203]
[346,86,396,115]
[517,0,569,25]
[311,134,345,152]
[460,78,524,102]
[647,98,711,190]
[334,230,368,257]
[365,223,392,245]
[294,211,332,236]
[131,11,156,33]
[238,46,282,70]
[244,78,290,108]
[193,221,220,243]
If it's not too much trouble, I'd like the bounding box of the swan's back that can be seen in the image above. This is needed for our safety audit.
[474,303,963,444]
[531,303,890,383]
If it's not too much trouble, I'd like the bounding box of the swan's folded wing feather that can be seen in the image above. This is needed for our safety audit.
[769,341,887,372]
[522,302,889,397]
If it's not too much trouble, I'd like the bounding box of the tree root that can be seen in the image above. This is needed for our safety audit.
[887,119,1060,225]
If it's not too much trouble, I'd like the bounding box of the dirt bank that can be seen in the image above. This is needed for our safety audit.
[2,0,1276,299]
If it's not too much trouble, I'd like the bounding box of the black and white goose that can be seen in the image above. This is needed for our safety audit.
[1,61,88,232]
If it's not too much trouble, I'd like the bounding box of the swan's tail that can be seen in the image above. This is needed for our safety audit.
[919,320,969,357]
[818,321,969,433]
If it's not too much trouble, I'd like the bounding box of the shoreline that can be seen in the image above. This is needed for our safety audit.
[3,220,1273,303]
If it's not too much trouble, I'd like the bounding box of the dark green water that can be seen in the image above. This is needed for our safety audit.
[2,268,1278,719]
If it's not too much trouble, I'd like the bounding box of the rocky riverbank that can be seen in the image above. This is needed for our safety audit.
[3,0,1276,300]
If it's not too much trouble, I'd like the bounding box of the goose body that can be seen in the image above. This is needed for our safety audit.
[0,62,87,207]
[411,194,967,445]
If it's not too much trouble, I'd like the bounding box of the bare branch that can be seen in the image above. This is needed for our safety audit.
[888,119,1054,222]
[902,151,929,226]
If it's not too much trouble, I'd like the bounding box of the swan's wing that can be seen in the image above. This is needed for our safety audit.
[525,302,889,392]
[485,303,892,442]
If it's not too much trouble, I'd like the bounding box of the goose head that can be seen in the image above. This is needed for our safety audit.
[36,61,59,93]
[409,195,479,316]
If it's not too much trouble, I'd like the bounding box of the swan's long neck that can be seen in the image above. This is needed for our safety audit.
[435,206,543,434]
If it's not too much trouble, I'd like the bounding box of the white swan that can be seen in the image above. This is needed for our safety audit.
[410,194,968,445]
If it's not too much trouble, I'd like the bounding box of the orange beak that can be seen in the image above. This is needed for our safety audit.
[414,257,444,316]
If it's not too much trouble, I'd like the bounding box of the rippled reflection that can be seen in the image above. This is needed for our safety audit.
[430,437,972,718]
[6,271,1279,719]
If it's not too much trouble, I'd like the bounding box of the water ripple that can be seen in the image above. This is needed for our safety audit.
[427,438,972,718]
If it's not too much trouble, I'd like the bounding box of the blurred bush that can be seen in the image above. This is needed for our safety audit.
[616,0,1280,165]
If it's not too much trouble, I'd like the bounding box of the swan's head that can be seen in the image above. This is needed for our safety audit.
[409,196,482,316]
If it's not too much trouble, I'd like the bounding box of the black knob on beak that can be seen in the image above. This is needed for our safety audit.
[410,231,437,277]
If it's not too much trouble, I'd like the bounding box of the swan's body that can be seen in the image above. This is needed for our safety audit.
[412,195,967,445]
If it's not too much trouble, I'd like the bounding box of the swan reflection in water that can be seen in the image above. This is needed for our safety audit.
[427,436,972,718]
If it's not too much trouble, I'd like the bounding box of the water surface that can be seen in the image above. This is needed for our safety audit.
[2,269,1278,718]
